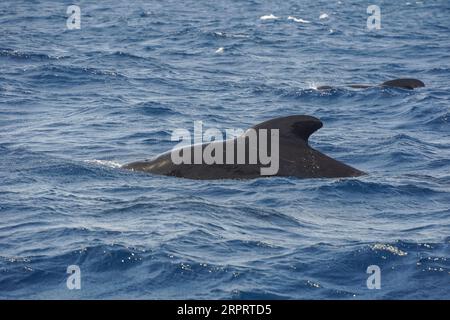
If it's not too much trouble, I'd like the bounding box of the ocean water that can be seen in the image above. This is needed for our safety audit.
[1,0,449,299]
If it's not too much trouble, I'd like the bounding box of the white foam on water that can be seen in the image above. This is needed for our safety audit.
[308,82,318,90]
[85,159,122,168]
[215,47,224,54]
[371,244,408,256]
[260,14,278,20]
[287,16,311,24]
[319,13,329,20]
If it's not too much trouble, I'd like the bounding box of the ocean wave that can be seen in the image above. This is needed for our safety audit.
[208,31,250,39]
[371,243,408,256]
[287,16,311,24]
[25,64,127,84]
[84,160,122,168]
[0,48,63,61]
[131,101,182,116]
[315,179,446,197]
[260,14,279,21]
[425,112,450,127]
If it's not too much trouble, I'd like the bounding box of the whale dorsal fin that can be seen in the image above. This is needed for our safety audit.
[381,78,425,89]
[251,115,323,144]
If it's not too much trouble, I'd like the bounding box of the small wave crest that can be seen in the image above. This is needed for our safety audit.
[0,48,63,61]
[260,14,279,20]
[287,16,311,24]
[84,160,122,168]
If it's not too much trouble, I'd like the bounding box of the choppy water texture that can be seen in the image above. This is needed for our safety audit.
[1,0,449,299]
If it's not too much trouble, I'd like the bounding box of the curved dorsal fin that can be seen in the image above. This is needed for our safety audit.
[381,78,425,89]
[251,115,323,144]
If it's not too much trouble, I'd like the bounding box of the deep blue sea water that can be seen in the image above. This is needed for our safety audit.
[1,0,449,299]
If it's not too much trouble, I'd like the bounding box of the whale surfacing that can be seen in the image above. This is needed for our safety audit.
[317,78,425,91]
[380,78,425,90]
[122,115,365,180]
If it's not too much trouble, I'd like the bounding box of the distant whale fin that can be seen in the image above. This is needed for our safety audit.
[251,115,323,144]
[315,85,334,90]
[380,78,425,89]
[317,78,425,91]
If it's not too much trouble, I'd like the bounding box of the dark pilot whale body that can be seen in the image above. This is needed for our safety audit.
[122,115,365,180]
[317,78,425,91]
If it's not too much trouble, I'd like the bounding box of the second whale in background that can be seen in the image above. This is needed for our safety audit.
[316,78,425,91]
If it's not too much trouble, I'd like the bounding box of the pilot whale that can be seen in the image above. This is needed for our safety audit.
[122,115,365,180]
[316,78,425,91]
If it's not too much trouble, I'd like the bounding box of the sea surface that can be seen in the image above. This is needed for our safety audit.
[1,0,449,299]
